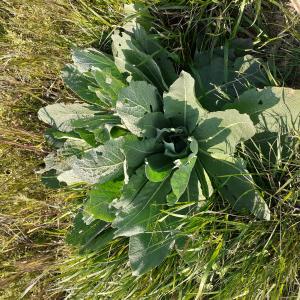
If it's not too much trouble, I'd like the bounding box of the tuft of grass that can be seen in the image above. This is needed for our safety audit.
[0,0,125,298]
[148,0,300,87]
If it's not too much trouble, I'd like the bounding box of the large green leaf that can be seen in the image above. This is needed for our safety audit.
[194,109,256,155]
[90,67,125,107]
[129,230,175,276]
[225,87,300,133]
[113,178,171,237]
[112,29,168,92]
[200,151,270,220]
[72,137,125,184]
[127,22,178,86]
[38,103,98,132]
[84,180,123,222]
[56,169,84,186]
[164,71,206,133]
[72,48,121,78]
[61,65,103,106]
[66,212,115,254]
[38,152,84,186]
[192,52,268,111]
[116,81,160,135]
[182,169,206,205]
[123,136,162,173]
[112,167,148,211]
[72,114,120,128]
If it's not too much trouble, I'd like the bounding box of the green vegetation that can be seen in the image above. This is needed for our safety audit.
[1,0,299,299]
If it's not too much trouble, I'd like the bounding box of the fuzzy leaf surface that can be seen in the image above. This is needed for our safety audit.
[72,137,125,184]
[113,179,171,237]
[61,65,102,105]
[164,71,206,133]
[194,109,256,155]
[84,180,123,222]
[129,230,175,276]
[112,30,168,92]
[38,103,98,133]
[225,87,300,133]
[117,81,160,135]
[200,151,270,220]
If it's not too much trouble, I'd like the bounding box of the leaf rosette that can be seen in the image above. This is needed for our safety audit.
[38,4,300,275]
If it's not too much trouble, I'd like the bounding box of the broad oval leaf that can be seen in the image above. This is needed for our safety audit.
[72,137,125,184]
[113,178,171,237]
[61,65,103,106]
[84,180,123,222]
[129,231,175,276]
[72,48,121,78]
[38,103,99,133]
[200,151,270,220]
[117,81,160,135]
[194,109,256,155]
[225,87,300,133]
[112,29,168,92]
[164,71,207,133]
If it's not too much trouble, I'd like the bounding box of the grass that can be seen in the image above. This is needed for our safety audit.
[0,0,124,298]
[0,0,299,299]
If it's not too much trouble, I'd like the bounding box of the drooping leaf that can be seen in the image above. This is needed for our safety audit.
[84,180,123,222]
[116,81,160,135]
[113,179,171,237]
[200,151,270,220]
[66,212,115,254]
[39,152,76,174]
[38,103,100,133]
[72,48,122,78]
[61,65,105,106]
[225,87,300,133]
[164,71,206,133]
[129,230,175,276]
[112,29,168,92]
[194,109,256,155]
[71,137,125,184]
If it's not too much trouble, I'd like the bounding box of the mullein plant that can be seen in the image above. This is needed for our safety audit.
[38,4,300,275]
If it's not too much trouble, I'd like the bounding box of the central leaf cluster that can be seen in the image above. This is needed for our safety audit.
[36,5,300,275]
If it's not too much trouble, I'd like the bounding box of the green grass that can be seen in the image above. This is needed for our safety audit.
[0,0,124,298]
[0,0,299,299]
